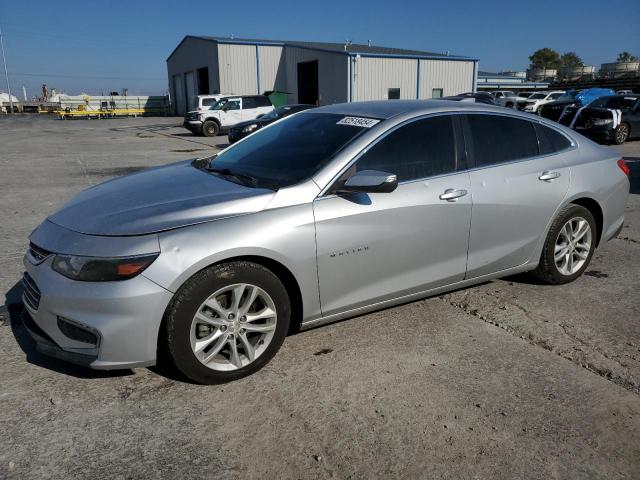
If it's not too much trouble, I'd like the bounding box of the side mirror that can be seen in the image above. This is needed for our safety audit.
[222,106,229,112]
[339,170,398,194]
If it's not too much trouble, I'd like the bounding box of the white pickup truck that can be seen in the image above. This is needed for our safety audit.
[183,95,274,137]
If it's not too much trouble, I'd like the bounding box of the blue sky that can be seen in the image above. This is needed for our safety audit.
[1,0,639,97]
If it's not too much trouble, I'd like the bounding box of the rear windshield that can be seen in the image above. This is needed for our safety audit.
[529,93,546,99]
[589,96,638,110]
[209,113,376,189]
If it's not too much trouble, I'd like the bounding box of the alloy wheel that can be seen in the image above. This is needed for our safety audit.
[615,124,629,144]
[190,283,277,371]
[554,217,592,276]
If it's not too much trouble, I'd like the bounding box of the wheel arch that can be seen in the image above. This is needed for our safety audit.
[568,196,604,247]
[158,253,305,354]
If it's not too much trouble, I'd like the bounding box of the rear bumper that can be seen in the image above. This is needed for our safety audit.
[574,126,614,143]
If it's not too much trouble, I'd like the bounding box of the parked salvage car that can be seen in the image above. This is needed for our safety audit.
[539,88,615,123]
[491,91,521,108]
[443,92,498,105]
[517,91,565,114]
[228,104,316,144]
[183,95,274,137]
[22,100,629,384]
[570,95,640,144]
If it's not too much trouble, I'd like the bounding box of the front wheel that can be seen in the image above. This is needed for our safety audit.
[613,123,630,145]
[164,261,291,384]
[532,204,596,285]
[202,120,220,137]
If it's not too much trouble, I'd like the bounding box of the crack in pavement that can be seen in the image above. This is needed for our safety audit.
[440,293,640,396]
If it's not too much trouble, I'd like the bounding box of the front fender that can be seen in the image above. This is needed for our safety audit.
[141,204,321,321]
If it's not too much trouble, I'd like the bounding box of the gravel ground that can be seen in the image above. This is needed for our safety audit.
[1,115,639,479]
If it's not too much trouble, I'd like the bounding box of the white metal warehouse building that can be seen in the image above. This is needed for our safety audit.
[167,36,478,115]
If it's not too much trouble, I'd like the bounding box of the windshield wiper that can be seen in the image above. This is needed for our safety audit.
[205,166,259,188]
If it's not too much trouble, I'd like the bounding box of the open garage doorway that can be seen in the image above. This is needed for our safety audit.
[297,60,319,105]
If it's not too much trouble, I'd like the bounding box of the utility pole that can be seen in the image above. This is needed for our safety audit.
[0,25,14,113]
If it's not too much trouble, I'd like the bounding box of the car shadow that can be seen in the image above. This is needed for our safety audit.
[4,281,133,380]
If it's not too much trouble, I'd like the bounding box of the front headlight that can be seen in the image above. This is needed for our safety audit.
[242,124,258,133]
[52,254,159,281]
[592,118,613,126]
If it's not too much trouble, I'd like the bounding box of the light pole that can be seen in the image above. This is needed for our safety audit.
[0,25,14,113]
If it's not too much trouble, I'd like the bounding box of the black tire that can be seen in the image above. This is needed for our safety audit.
[202,120,220,137]
[532,204,597,285]
[613,123,630,145]
[163,261,291,384]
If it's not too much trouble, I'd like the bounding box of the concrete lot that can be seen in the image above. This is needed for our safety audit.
[1,115,639,479]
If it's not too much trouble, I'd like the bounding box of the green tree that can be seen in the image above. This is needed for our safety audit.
[616,51,639,62]
[529,48,561,71]
[560,52,584,70]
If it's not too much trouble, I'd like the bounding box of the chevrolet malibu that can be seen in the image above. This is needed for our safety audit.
[21,101,630,384]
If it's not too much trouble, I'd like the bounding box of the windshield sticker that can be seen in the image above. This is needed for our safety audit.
[337,117,381,128]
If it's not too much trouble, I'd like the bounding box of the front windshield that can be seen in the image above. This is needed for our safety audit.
[529,93,546,99]
[589,96,638,110]
[208,112,376,189]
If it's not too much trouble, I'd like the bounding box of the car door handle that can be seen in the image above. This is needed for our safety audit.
[539,171,561,181]
[439,189,468,202]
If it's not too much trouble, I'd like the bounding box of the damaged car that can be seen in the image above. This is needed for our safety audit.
[539,88,615,123]
[570,95,640,144]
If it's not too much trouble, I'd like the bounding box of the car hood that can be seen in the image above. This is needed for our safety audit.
[48,160,275,236]
[231,118,273,129]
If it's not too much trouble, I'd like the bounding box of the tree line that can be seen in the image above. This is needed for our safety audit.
[528,48,639,71]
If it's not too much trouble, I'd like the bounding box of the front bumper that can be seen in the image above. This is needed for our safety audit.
[22,254,173,370]
[227,129,245,144]
[183,120,203,133]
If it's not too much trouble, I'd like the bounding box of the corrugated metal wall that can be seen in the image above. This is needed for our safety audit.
[419,60,474,98]
[284,47,348,105]
[352,57,418,101]
[218,44,258,95]
[258,46,286,93]
[166,37,220,115]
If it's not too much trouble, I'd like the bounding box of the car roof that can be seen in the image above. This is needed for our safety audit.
[312,99,513,119]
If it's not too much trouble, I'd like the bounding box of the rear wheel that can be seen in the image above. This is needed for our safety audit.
[164,261,291,384]
[613,123,630,145]
[202,120,220,137]
[532,204,596,285]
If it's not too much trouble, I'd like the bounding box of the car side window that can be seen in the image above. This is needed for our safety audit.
[534,123,572,154]
[255,96,272,107]
[202,98,217,106]
[354,116,457,182]
[242,97,257,109]
[226,100,241,111]
[463,114,538,167]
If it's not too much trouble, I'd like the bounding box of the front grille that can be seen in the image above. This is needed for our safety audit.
[22,272,41,311]
[28,242,52,263]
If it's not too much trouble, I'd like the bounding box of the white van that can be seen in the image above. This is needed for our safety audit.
[183,95,274,137]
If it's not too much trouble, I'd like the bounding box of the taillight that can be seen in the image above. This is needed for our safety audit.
[617,158,630,176]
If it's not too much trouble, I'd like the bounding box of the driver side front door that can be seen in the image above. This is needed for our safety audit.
[313,115,472,317]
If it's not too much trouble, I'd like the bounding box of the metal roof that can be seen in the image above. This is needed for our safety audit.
[167,35,477,61]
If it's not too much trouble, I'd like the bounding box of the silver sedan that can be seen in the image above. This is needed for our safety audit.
[21,100,630,383]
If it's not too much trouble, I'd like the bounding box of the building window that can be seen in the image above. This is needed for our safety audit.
[432,88,443,99]
[388,88,400,100]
